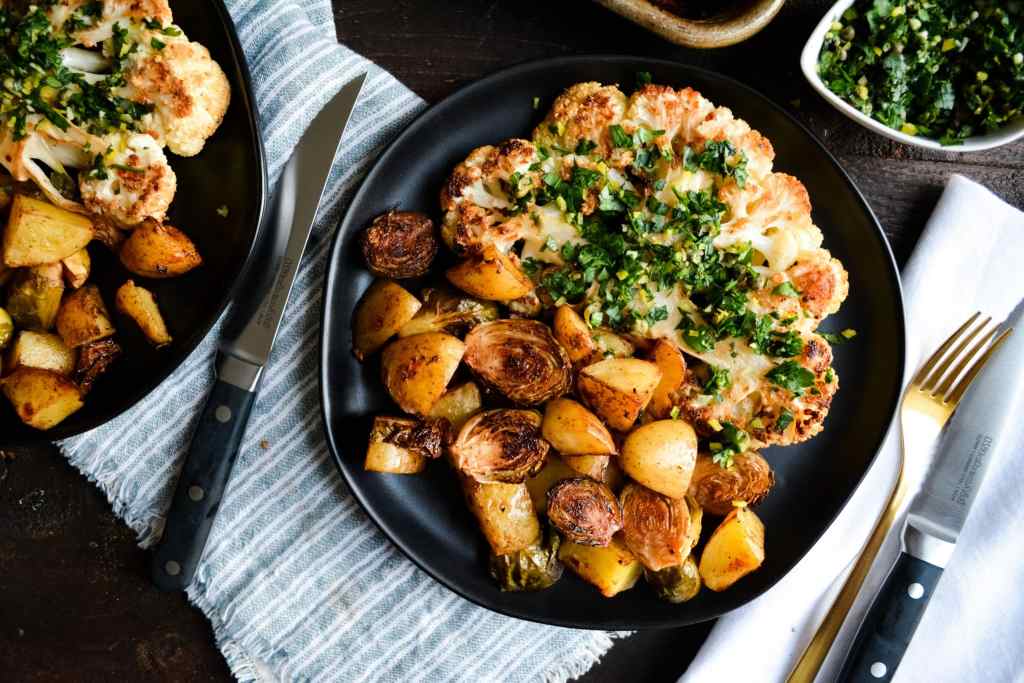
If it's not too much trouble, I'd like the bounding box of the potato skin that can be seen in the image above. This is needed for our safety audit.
[688,452,774,516]
[61,249,91,289]
[380,332,465,415]
[576,358,661,431]
[445,245,533,301]
[119,220,202,278]
[2,194,93,267]
[552,305,596,365]
[646,338,686,419]
[541,398,616,456]
[56,284,116,348]
[620,419,698,499]
[360,210,438,279]
[698,505,765,591]
[1,367,84,430]
[115,280,172,346]
[352,279,422,360]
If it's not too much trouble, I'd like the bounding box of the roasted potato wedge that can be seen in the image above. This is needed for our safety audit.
[352,279,422,360]
[445,245,533,301]
[561,454,610,480]
[591,328,635,359]
[2,194,93,267]
[61,249,91,289]
[427,381,482,434]
[698,505,765,591]
[119,220,202,278]
[462,476,541,556]
[5,331,75,376]
[541,398,616,456]
[380,332,464,415]
[620,419,698,498]
[558,533,643,597]
[577,358,661,431]
[56,284,115,348]
[115,280,172,346]
[5,263,64,331]
[1,367,84,430]
[552,305,595,365]
[397,287,498,338]
[646,338,686,418]
[689,452,774,516]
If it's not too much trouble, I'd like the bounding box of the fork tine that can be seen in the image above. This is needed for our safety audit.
[911,312,980,386]
[946,328,1013,405]
[933,324,998,398]
[920,315,992,393]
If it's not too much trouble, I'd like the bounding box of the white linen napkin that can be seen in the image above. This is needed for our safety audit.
[683,174,1024,683]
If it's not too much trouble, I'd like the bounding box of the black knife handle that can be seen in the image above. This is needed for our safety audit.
[150,377,256,591]
[837,551,943,682]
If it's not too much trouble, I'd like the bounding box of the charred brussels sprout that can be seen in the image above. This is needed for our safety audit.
[688,451,774,516]
[463,319,571,405]
[360,210,438,279]
[398,287,499,338]
[546,477,623,547]
[451,409,549,483]
[489,526,563,591]
[645,555,701,603]
[620,482,691,571]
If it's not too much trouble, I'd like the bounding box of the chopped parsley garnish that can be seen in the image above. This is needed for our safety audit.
[818,0,1023,145]
[820,328,858,344]
[772,281,800,297]
[775,409,794,431]
[703,364,731,400]
[216,205,229,218]
[710,421,749,468]
[766,360,817,395]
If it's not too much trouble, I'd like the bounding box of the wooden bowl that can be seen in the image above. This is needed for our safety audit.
[595,0,785,48]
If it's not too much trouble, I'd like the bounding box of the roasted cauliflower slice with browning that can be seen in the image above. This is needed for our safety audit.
[118,37,231,157]
[80,133,177,226]
[48,0,174,47]
[533,82,627,159]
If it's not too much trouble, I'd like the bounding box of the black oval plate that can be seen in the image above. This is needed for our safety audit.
[321,56,904,629]
[1,0,267,446]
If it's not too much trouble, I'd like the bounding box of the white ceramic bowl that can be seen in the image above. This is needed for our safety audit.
[800,0,1024,152]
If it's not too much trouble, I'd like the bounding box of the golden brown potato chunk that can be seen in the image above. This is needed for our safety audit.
[576,358,661,431]
[2,195,93,267]
[380,332,464,415]
[352,279,421,360]
[698,505,765,591]
[115,280,172,346]
[552,305,596,365]
[646,338,686,419]
[462,475,541,556]
[119,220,202,278]
[541,398,616,456]
[5,331,76,376]
[1,367,84,430]
[61,249,91,289]
[445,245,533,302]
[558,533,643,598]
[56,284,116,348]
[619,419,698,499]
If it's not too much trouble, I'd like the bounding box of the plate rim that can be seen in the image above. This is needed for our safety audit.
[320,54,906,629]
[1,0,269,447]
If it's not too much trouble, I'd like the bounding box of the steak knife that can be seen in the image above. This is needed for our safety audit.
[837,302,1024,682]
[151,74,366,591]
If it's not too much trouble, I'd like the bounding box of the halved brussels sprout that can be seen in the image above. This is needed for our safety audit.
[450,409,549,483]
[645,555,701,603]
[688,451,774,516]
[488,524,563,591]
[360,210,438,279]
[546,477,622,547]
[0,307,13,350]
[463,319,571,405]
[397,287,499,338]
[620,482,691,571]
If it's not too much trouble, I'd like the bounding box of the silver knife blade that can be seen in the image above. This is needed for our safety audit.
[905,300,1024,564]
[220,73,366,387]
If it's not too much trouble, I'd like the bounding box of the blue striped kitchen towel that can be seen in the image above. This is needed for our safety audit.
[61,0,626,681]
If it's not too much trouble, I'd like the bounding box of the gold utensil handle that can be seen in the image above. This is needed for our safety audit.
[786,459,909,683]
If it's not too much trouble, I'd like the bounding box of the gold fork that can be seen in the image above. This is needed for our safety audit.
[787,312,1012,683]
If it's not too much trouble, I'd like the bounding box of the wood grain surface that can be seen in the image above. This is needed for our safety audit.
[1,0,1021,681]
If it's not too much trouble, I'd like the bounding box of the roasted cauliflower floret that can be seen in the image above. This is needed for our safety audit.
[623,84,699,152]
[786,249,849,325]
[117,37,230,157]
[533,82,626,158]
[440,140,539,254]
[80,133,176,226]
[693,106,775,182]
[49,0,174,47]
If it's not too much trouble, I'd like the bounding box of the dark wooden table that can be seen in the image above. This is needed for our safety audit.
[2,1,1021,680]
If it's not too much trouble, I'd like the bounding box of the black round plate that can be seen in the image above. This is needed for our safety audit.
[321,56,904,629]
[1,0,266,446]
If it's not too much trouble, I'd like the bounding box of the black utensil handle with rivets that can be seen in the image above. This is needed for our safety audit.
[150,378,256,591]
[837,551,943,682]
